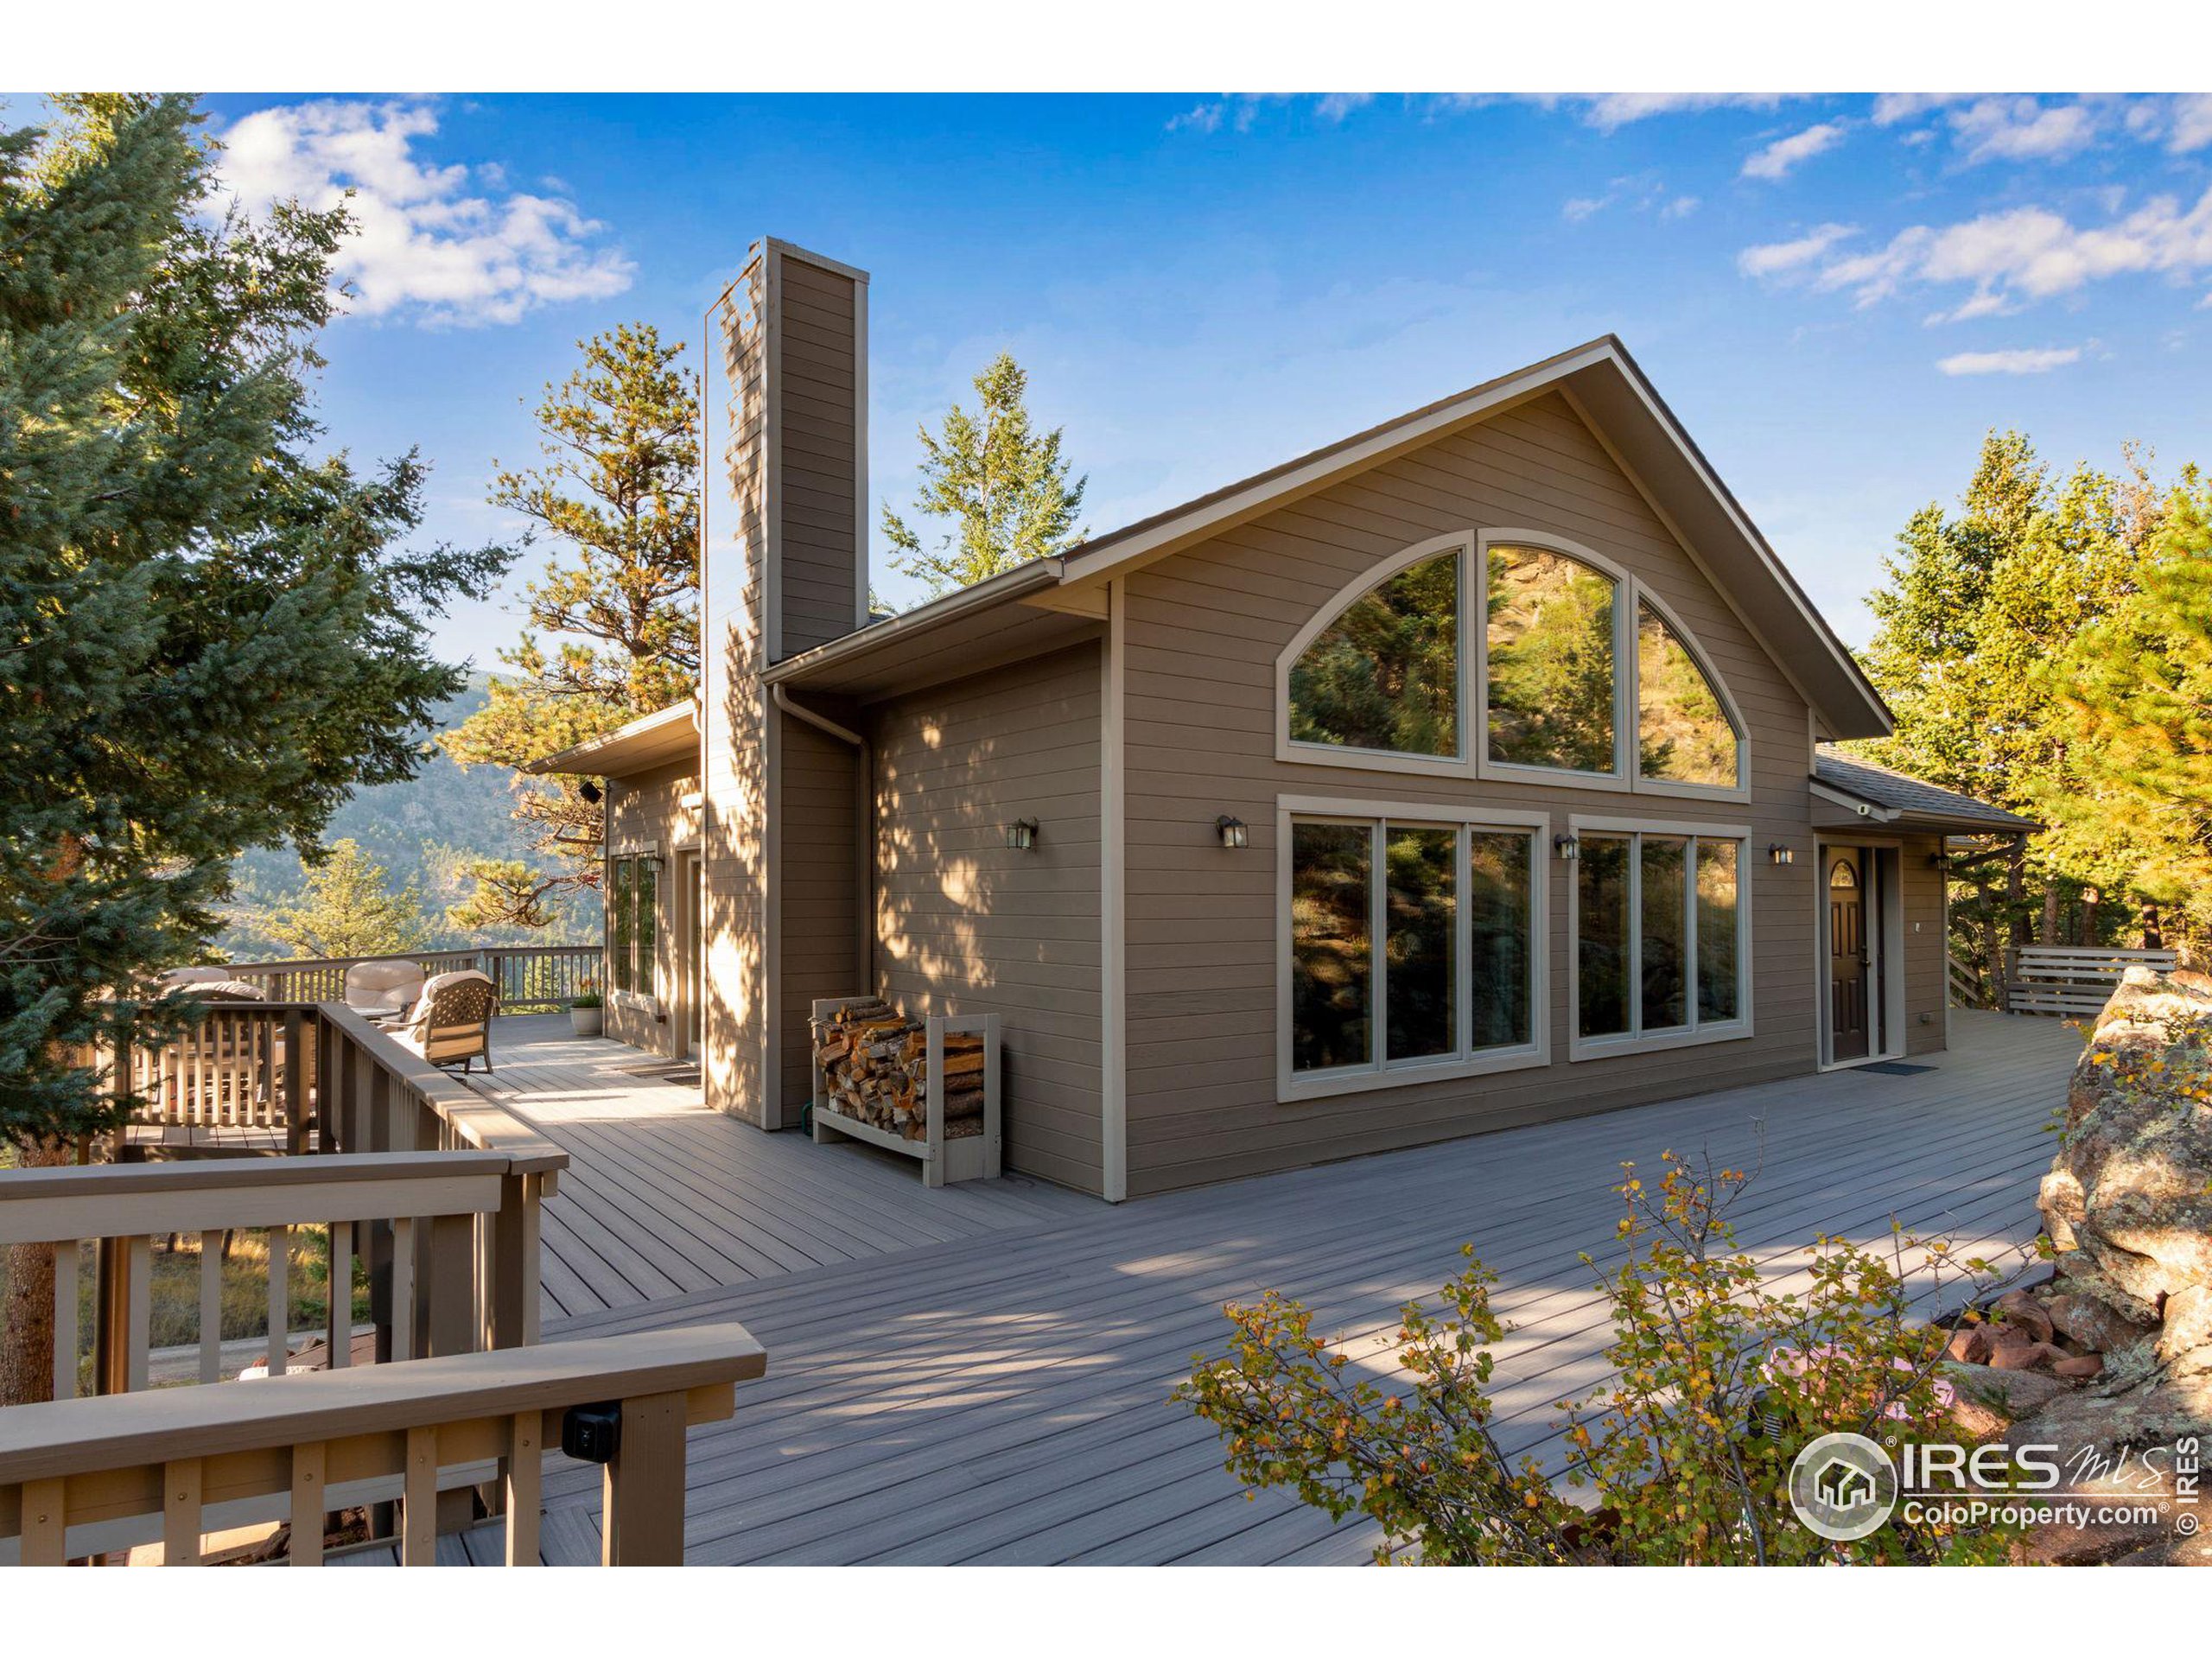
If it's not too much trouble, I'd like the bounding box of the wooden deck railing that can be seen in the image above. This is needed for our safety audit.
[219,944,602,1009]
[0,1153,537,1402]
[2003,944,2181,1017]
[0,1321,766,1567]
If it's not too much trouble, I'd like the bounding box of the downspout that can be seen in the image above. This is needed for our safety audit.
[770,683,874,998]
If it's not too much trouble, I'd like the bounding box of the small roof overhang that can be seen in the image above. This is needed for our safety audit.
[761,558,1104,701]
[1810,750,2038,837]
[522,701,699,779]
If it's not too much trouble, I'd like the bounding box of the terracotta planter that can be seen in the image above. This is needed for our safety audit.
[569,1005,604,1037]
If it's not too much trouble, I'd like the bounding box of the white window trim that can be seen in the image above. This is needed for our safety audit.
[1565,813,1755,1062]
[1277,794,1550,1103]
[1274,531,1473,773]
[1275,528,1749,801]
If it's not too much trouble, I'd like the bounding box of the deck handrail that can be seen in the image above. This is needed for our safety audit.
[213,944,603,1009]
[0,1154,533,1401]
[0,1320,766,1566]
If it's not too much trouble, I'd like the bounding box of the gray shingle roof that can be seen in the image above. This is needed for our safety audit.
[1813,749,2037,831]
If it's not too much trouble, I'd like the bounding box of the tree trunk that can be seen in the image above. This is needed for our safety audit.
[2082,893,2100,947]
[2142,901,2164,950]
[1978,881,2005,1011]
[2040,884,2061,947]
[1,1140,71,1406]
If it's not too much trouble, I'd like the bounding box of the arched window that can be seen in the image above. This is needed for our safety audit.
[1287,550,1459,759]
[1484,544,1618,774]
[1636,601,1742,789]
[1828,860,1858,889]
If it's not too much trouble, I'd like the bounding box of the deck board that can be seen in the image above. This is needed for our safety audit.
[443,1011,2080,1566]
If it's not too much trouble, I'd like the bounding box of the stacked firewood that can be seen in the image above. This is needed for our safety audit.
[811,999,987,1141]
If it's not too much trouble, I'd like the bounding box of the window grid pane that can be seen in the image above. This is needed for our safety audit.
[1384,825,1458,1061]
[1639,836,1689,1032]
[1468,832,1533,1051]
[635,860,658,999]
[1697,840,1741,1023]
[1576,836,1632,1039]
[1637,603,1740,788]
[1485,544,1618,774]
[1291,823,1375,1071]
[1287,551,1460,758]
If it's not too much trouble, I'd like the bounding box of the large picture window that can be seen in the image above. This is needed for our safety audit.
[1484,543,1619,776]
[1573,825,1747,1055]
[607,854,658,997]
[1287,550,1460,759]
[1287,808,1544,1095]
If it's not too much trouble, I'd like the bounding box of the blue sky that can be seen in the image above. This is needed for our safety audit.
[168,92,2212,660]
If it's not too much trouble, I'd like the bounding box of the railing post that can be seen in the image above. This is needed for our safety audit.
[487,1170,542,1351]
[601,1389,689,1566]
[283,1007,309,1156]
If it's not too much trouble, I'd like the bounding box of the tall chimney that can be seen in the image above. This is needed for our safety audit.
[699,240,870,1128]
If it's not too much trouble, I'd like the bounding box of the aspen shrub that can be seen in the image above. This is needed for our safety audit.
[1176,1149,2031,1564]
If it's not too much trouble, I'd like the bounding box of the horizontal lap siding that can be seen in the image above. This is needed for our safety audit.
[774,256,859,657]
[871,644,1106,1195]
[605,760,702,1058]
[1119,391,1821,1195]
[779,710,861,1111]
[1902,834,1948,1056]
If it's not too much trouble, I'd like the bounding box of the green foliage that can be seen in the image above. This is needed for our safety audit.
[2034,472,2212,923]
[880,352,1087,596]
[254,840,430,960]
[1855,430,2190,957]
[0,95,509,1152]
[442,324,700,929]
[1179,1150,2023,1565]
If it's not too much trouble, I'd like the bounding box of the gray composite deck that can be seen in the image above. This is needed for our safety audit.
[467,1016,1100,1320]
[397,1009,2083,1566]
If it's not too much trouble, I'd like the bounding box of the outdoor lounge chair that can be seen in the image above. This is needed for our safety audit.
[393,969,497,1073]
[344,958,428,1024]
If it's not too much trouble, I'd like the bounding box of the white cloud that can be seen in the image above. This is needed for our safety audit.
[1662,195,1700,219]
[1573,92,1790,132]
[1736,222,1857,278]
[2167,93,2212,153]
[1871,93,1967,127]
[1313,93,1375,124]
[1936,346,2082,376]
[1740,121,1847,181]
[1165,102,1224,134]
[1946,96,2099,164]
[219,100,632,327]
[1745,188,2212,315]
[1562,196,1607,223]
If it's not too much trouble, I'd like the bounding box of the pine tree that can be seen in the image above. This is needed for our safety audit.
[442,325,700,928]
[260,841,431,959]
[2036,468,2212,942]
[0,97,510,1402]
[881,352,1087,596]
[1856,431,2169,978]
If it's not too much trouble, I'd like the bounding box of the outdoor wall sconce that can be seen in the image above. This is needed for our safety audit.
[1215,816,1249,849]
[1552,833,1579,861]
[1767,843,1795,867]
[1005,818,1039,851]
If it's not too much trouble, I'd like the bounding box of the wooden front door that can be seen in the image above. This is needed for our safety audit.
[1827,850,1870,1061]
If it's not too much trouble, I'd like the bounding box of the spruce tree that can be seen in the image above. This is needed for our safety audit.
[442,324,700,928]
[0,96,510,1402]
[881,352,1087,596]
[261,841,432,959]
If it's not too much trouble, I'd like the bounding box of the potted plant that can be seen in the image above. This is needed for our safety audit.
[569,981,604,1037]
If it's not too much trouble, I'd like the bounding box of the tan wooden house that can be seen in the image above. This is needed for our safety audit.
[530,236,2032,1203]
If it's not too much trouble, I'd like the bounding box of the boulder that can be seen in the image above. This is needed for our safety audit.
[1992,1288,2054,1345]
[2050,1353,2103,1381]
[1941,1362,2069,1439]
[1945,1325,1993,1364]
[1988,1338,2063,1372]
[2036,966,2212,1402]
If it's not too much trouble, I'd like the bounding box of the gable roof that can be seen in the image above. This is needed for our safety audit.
[1813,748,2037,833]
[769,334,1891,738]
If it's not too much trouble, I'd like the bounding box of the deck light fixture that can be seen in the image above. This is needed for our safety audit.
[1552,833,1579,861]
[1215,816,1249,849]
[1767,843,1795,867]
[1005,818,1039,851]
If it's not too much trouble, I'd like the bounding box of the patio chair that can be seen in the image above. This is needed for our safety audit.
[344,958,428,1025]
[393,969,498,1074]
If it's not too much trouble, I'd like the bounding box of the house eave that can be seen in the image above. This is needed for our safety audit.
[522,702,700,779]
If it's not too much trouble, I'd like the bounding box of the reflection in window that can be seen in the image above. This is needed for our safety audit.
[1469,832,1533,1050]
[1577,836,1631,1039]
[1637,604,1739,788]
[1640,836,1688,1031]
[1385,827,1457,1060]
[608,858,633,993]
[1291,823,1373,1071]
[1698,841,1740,1023]
[1486,545,1618,773]
[1577,830,1745,1045]
[1288,552,1459,757]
